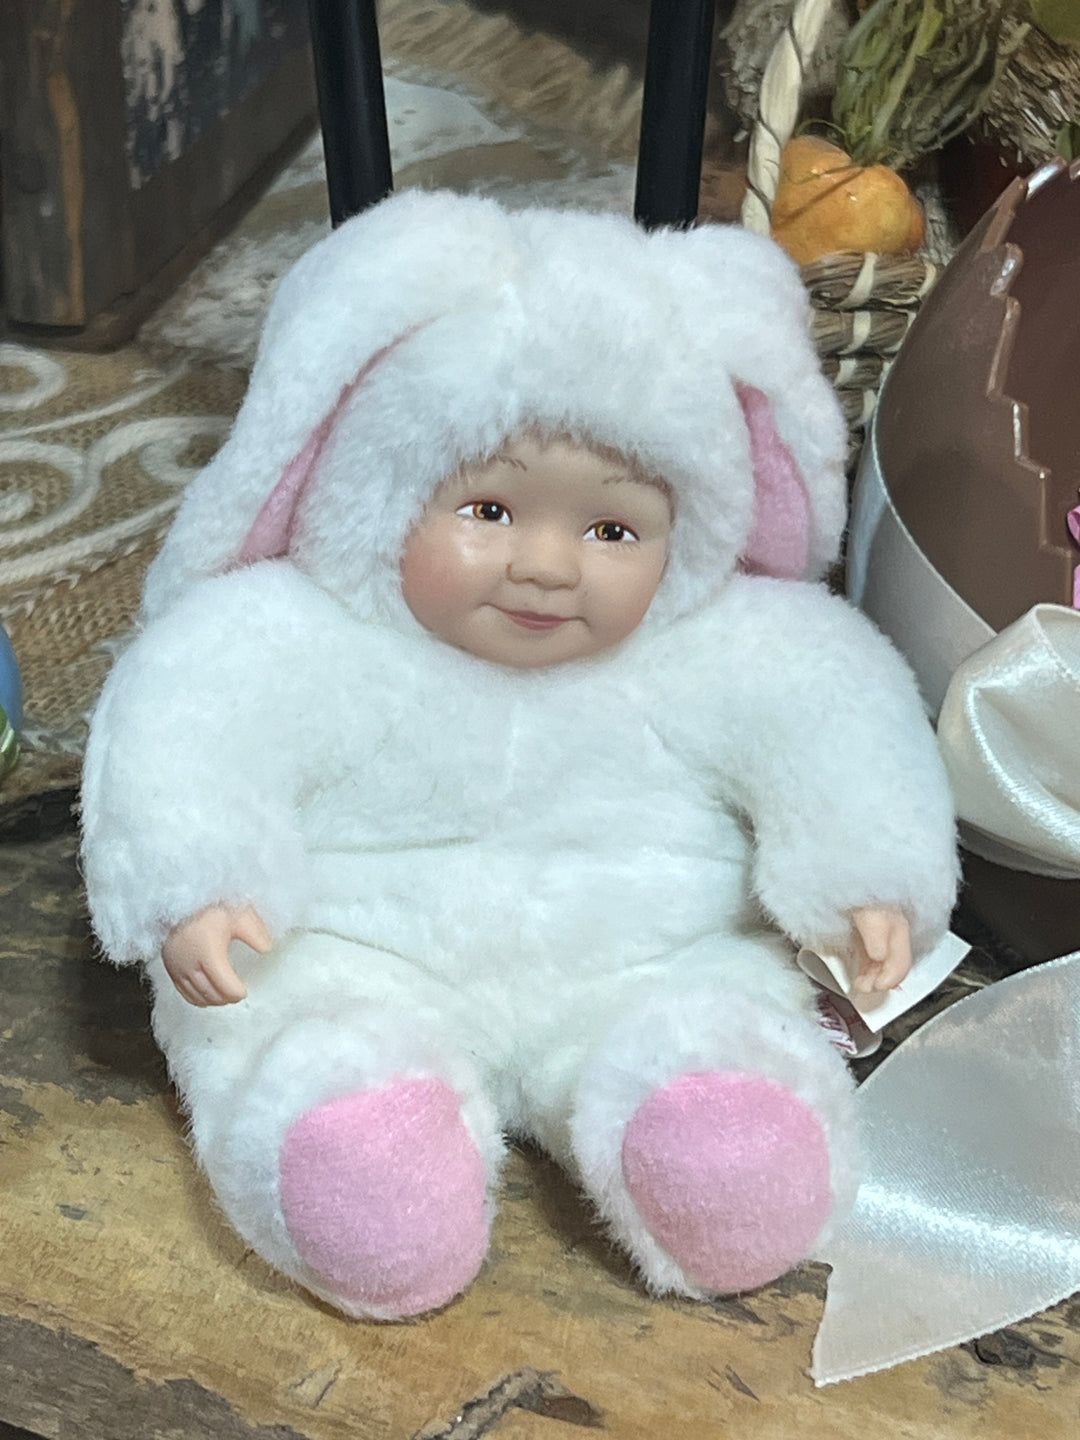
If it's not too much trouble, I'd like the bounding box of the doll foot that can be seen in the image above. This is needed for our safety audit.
[279,1076,488,1317]
[621,1070,832,1293]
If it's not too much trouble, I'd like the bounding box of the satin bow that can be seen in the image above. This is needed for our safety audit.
[812,951,1080,1384]
[937,604,1080,880]
[810,603,1080,1382]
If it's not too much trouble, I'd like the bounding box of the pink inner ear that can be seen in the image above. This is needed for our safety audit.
[736,382,812,581]
[237,422,331,566]
[235,331,415,568]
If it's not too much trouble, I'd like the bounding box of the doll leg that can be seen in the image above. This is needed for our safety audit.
[563,943,858,1298]
[149,936,505,1319]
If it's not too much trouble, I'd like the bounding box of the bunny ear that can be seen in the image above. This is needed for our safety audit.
[736,381,813,581]
[234,331,415,568]
[236,417,332,566]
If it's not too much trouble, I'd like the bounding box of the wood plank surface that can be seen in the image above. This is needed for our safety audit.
[0,0,132,327]
[2,830,1079,1439]
[0,2,316,335]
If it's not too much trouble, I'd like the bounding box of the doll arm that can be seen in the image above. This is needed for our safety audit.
[162,904,272,1007]
[694,577,958,960]
[81,566,341,964]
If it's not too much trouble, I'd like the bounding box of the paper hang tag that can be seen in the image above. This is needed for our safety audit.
[814,991,883,1059]
[798,931,971,1036]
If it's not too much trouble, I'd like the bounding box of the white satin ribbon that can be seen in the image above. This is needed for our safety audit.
[812,951,1080,1385]
[938,604,1080,879]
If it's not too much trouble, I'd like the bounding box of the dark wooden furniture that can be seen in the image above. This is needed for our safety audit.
[0,0,317,340]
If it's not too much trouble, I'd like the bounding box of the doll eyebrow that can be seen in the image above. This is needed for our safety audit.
[603,472,676,512]
[469,453,673,511]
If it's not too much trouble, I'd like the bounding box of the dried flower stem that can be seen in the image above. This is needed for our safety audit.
[834,0,1029,170]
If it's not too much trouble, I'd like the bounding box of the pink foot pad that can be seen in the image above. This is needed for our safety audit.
[280,1077,488,1316]
[621,1070,832,1293]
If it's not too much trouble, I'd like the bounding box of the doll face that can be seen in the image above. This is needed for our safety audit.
[400,434,672,668]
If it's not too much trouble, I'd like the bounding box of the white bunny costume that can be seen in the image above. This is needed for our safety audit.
[82,191,957,1318]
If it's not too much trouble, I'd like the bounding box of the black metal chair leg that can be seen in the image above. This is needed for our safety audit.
[308,0,393,226]
[635,0,727,230]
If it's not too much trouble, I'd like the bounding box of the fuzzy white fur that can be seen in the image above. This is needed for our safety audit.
[142,191,848,627]
[81,192,957,1315]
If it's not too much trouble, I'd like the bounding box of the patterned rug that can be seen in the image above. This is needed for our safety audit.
[0,0,653,812]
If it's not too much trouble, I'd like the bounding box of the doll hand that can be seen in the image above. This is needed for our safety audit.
[162,904,272,1008]
[847,907,912,998]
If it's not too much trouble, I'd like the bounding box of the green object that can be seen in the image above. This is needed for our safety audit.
[833,0,1028,170]
[0,704,19,781]
[1032,0,1080,49]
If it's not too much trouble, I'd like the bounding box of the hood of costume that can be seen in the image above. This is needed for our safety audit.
[143,189,848,630]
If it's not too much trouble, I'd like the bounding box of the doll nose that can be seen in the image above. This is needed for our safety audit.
[506,526,580,588]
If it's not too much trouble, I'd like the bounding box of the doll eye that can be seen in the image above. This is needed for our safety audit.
[458,501,511,524]
[587,521,638,543]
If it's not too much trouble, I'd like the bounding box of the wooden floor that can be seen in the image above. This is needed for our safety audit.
[2,826,1080,1440]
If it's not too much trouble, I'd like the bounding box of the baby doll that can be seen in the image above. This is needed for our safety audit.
[81,191,957,1319]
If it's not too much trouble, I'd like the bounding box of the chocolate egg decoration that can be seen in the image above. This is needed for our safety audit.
[883,160,1078,629]
[848,157,1080,962]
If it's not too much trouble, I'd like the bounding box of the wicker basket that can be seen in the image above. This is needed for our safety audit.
[740,0,942,462]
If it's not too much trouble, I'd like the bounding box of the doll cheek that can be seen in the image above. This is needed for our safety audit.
[597,550,667,638]
[401,528,496,632]
[402,527,457,601]
[402,566,463,631]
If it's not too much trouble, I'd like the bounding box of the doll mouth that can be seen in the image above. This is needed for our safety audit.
[499,609,574,630]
